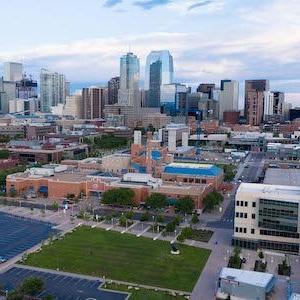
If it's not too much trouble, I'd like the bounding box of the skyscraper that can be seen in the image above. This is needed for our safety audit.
[82,87,106,119]
[4,62,23,82]
[196,83,215,99]
[145,50,174,107]
[118,52,140,106]
[219,80,239,121]
[108,76,120,105]
[40,69,67,113]
[244,79,269,126]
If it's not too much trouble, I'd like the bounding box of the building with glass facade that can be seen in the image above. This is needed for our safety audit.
[145,50,174,108]
[233,183,300,254]
[160,83,187,116]
[118,52,140,107]
[40,69,67,113]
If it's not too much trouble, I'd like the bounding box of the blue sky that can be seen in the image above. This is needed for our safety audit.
[1,0,300,104]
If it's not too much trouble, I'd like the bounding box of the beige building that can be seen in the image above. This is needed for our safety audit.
[64,94,83,118]
[233,183,300,254]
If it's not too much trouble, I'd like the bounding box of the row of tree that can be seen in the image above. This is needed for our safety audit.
[102,189,195,214]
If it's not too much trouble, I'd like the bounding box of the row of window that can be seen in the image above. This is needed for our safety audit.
[235,212,256,219]
[236,201,256,208]
[260,229,300,239]
[235,227,255,234]
[260,198,299,208]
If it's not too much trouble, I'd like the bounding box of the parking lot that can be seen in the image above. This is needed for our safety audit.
[0,211,57,261]
[0,266,128,300]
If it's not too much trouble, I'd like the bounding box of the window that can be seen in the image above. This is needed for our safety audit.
[235,227,239,233]
[251,229,255,234]
[236,201,240,206]
[244,213,248,218]
[241,201,244,207]
[239,228,243,233]
[240,212,243,218]
[252,214,256,219]
[245,201,248,207]
[252,202,256,208]
[236,212,239,218]
[243,228,247,234]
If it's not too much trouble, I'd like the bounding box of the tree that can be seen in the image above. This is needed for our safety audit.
[102,188,135,207]
[203,192,224,212]
[191,213,199,224]
[7,291,23,300]
[0,149,9,159]
[145,193,167,209]
[140,211,150,222]
[165,221,176,233]
[20,277,44,296]
[175,197,195,214]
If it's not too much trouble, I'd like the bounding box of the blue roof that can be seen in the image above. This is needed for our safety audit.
[164,163,222,177]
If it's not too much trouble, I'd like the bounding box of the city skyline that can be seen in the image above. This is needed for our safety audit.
[0,0,299,99]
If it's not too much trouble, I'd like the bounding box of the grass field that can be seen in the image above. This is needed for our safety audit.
[24,226,210,292]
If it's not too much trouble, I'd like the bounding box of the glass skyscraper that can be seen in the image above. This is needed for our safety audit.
[118,52,140,106]
[145,50,174,107]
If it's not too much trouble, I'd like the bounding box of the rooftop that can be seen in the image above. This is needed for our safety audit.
[264,168,300,187]
[164,162,222,177]
[220,267,275,289]
[237,183,300,200]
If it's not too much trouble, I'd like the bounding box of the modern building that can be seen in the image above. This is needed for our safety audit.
[219,80,239,121]
[160,83,188,116]
[107,76,120,105]
[273,91,285,115]
[233,183,300,254]
[263,91,274,120]
[266,143,300,161]
[162,162,223,190]
[144,50,174,91]
[196,83,215,99]
[40,69,67,113]
[3,62,23,82]
[82,87,106,119]
[145,50,174,108]
[0,77,17,114]
[118,52,140,107]
[64,94,83,118]
[245,79,269,126]
[217,267,276,300]
[290,108,300,121]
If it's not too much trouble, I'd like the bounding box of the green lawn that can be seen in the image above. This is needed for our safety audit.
[24,226,210,292]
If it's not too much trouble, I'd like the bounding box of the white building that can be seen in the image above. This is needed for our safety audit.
[40,68,67,113]
[263,91,274,120]
[233,183,300,254]
[219,80,239,121]
[3,62,23,82]
[9,98,37,115]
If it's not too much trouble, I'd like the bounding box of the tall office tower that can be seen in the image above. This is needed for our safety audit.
[160,83,187,116]
[3,62,23,82]
[40,69,67,113]
[145,50,174,107]
[118,52,140,106]
[263,91,274,120]
[272,91,285,115]
[244,79,269,126]
[65,81,71,97]
[82,87,106,119]
[218,80,239,121]
[108,76,120,105]
[16,75,38,99]
[196,83,215,99]
[64,94,83,118]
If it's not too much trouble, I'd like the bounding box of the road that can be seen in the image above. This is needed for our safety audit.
[205,152,265,229]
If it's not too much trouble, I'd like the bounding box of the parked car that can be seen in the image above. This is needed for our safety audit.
[0,256,7,263]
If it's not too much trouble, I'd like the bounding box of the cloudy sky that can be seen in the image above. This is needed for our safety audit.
[0,0,300,104]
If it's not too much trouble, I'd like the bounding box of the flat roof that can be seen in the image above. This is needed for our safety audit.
[164,162,222,177]
[264,168,300,186]
[237,183,300,200]
[220,267,274,289]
